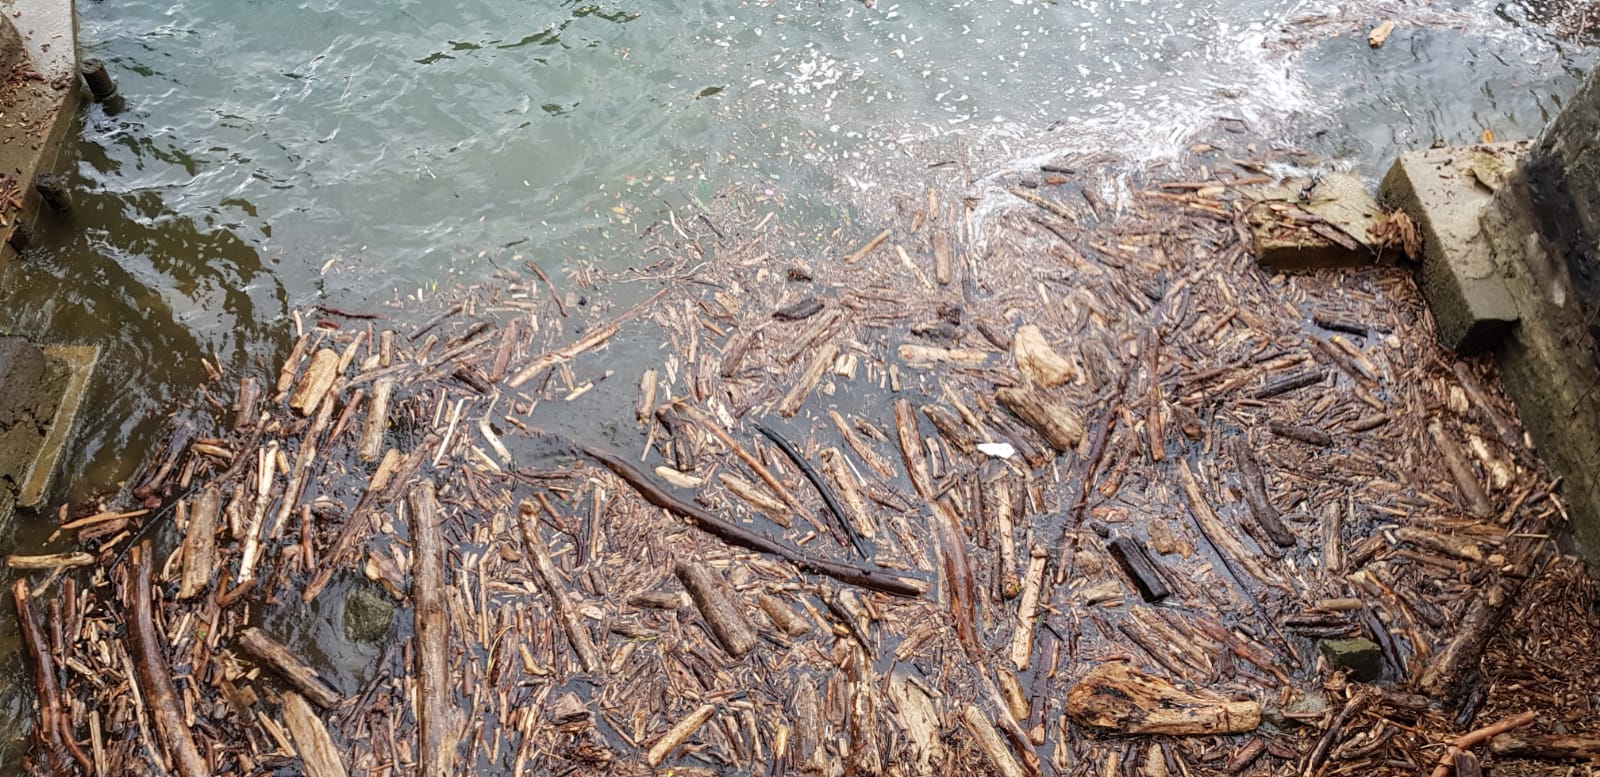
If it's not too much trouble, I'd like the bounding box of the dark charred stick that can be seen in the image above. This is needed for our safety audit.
[579,440,926,598]
[1311,313,1368,337]
[1267,421,1332,447]
[1255,370,1322,399]
[524,261,570,317]
[1301,691,1369,777]
[772,297,825,322]
[408,302,463,342]
[755,421,871,559]
[1105,536,1171,602]
[315,305,382,320]
[1232,439,1297,548]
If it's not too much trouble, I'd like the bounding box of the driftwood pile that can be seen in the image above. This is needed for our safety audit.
[8,150,1599,776]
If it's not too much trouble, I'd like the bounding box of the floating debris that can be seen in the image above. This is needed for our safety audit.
[9,149,1593,776]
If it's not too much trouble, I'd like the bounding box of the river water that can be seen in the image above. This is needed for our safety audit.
[0,0,1591,762]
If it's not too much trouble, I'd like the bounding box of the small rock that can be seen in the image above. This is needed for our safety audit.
[343,586,395,643]
[1320,637,1384,682]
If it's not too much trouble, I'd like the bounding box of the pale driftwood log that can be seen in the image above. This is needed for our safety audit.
[1321,502,1344,573]
[1064,663,1260,735]
[718,473,791,528]
[357,378,393,462]
[899,344,990,367]
[1013,325,1072,387]
[1428,420,1493,518]
[127,544,209,777]
[237,627,342,709]
[1490,732,1600,762]
[757,593,810,636]
[6,552,94,570]
[646,702,717,767]
[820,447,875,540]
[933,229,952,285]
[515,501,602,673]
[1008,549,1048,670]
[289,348,340,416]
[282,691,348,777]
[962,704,1028,777]
[888,673,943,772]
[996,385,1084,452]
[777,342,837,417]
[410,482,460,776]
[178,486,220,599]
[675,561,757,659]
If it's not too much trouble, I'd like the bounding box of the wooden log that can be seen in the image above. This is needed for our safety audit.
[515,501,601,673]
[290,348,340,416]
[682,405,804,512]
[1176,460,1285,591]
[996,385,1084,452]
[506,288,665,387]
[1008,549,1048,670]
[410,482,460,775]
[126,543,208,777]
[237,627,342,709]
[358,378,393,462]
[178,488,220,599]
[962,704,1028,777]
[647,703,717,767]
[282,691,348,777]
[1490,732,1600,762]
[1064,663,1260,735]
[234,376,260,432]
[889,674,943,772]
[1012,325,1073,387]
[675,561,757,659]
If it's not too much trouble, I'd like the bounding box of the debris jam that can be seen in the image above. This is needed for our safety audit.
[12,149,1598,776]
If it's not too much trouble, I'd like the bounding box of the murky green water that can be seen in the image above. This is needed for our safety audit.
[10,0,1589,501]
[0,0,1591,764]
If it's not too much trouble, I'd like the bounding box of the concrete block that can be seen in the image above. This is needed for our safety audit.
[1380,145,1526,352]
[1248,173,1383,269]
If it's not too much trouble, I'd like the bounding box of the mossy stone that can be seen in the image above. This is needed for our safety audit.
[343,586,395,643]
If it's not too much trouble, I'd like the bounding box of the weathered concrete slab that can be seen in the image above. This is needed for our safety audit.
[0,338,93,524]
[1248,173,1383,269]
[18,344,98,507]
[0,0,82,261]
[1380,144,1526,352]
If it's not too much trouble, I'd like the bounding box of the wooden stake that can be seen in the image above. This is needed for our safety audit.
[410,482,461,775]
[126,544,208,777]
[237,627,342,709]
[177,487,220,600]
[516,501,602,673]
